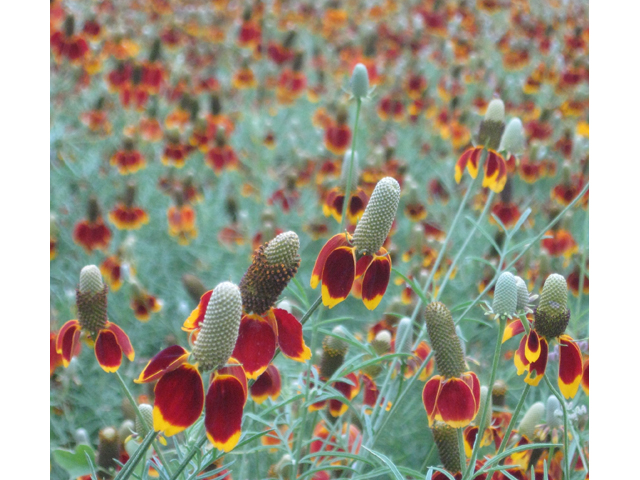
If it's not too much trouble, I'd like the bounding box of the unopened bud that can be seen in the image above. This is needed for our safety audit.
[97,427,120,475]
[546,395,562,429]
[478,98,506,150]
[352,177,401,255]
[499,118,525,155]
[320,326,349,379]
[518,401,545,440]
[371,330,392,355]
[77,265,108,334]
[493,272,517,317]
[492,380,507,407]
[192,282,243,372]
[395,317,413,354]
[118,420,134,443]
[534,274,570,339]
[425,302,467,378]
[351,63,370,99]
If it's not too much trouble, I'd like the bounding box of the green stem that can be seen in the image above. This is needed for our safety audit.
[464,316,506,480]
[458,428,468,478]
[168,436,208,480]
[575,213,589,321]
[340,98,362,232]
[115,371,172,477]
[543,376,570,480]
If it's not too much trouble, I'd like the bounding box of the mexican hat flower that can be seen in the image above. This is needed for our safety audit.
[311,177,401,310]
[454,99,508,193]
[56,265,134,372]
[183,232,311,380]
[422,302,480,428]
[136,282,248,452]
[503,274,583,399]
[73,196,112,253]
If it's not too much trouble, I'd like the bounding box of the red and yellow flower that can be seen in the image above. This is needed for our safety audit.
[455,146,508,193]
[322,187,368,225]
[73,197,112,253]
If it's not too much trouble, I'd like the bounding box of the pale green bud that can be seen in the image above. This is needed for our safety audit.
[499,118,525,154]
[350,63,369,99]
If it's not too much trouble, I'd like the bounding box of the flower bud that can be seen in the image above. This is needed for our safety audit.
[478,98,506,150]
[350,63,369,99]
[77,265,108,335]
[395,317,413,354]
[534,273,570,339]
[118,420,134,443]
[518,401,545,440]
[492,272,517,317]
[135,404,154,437]
[320,326,349,379]
[97,426,120,475]
[546,395,562,429]
[240,231,301,315]
[499,118,525,155]
[352,177,401,255]
[431,421,462,474]
[192,282,243,372]
[425,302,467,378]
[514,276,530,311]
[492,379,507,407]
[371,330,392,355]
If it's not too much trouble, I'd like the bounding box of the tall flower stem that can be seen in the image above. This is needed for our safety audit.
[114,371,172,477]
[543,376,570,480]
[339,98,362,232]
[464,316,506,480]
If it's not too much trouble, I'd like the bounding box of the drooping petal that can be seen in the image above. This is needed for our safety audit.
[422,376,443,425]
[135,345,190,383]
[514,334,530,376]
[311,233,351,289]
[502,319,526,343]
[455,148,475,183]
[581,357,589,396]
[205,372,246,452]
[360,252,391,310]
[361,374,379,411]
[524,329,542,363]
[436,377,478,428]
[355,254,373,278]
[56,320,81,367]
[321,246,356,308]
[231,314,276,380]
[482,150,508,193]
[153,364,204,437]
[94,329,124,372]
[105,322,135,361]
[216,358,248,404]
[329,373,360,417]
[461,371,481,416]
[272,308,311,362]
[464,425,479,457]
[524,337,548,386]
[557,335,583,399]
[250,364,282,404]
[183,290,212,332]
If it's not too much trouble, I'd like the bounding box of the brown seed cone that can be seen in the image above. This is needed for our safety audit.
[97,427,120,478]
[431,421,462,474]
[319,328,349,379]
[76,285,108,335]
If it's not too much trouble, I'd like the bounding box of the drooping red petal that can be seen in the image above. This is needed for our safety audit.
[272,308,311,362]
[422,376,443,425]
[514,334,530,376]
[56,320,81,367]
[232,314,276,380]
[581,358,589,396]
[310,233,351,289]
[205,373,246,452]
[329,373,360,417]
[464,425,479,457]
[360,252,391,310]
[135,345,190,383]
[525,329,542,363]
[355,254,373,278]
[215,358,248,404]
[502,319,526,343]
[525,337,548,386]
[436,377,477,428]
[250,364,282,404]
[105,322,135,361]
[461,371,481,416]
[455,147,474,183]
[153,364,204,437]
[321,246,356,308]
[558,335,583,399]
[183,290,212,332]
[94,329,124,372]
[361,374,379,410]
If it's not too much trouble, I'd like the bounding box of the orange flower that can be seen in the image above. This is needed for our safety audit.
[324,110,351,156]
[541,229,578,258]
[109,184,149,230]
[111,139,146,175]
[130,285,162,322]
[167,199,197,245]
[455,146,508,193]
[73,197,112,253]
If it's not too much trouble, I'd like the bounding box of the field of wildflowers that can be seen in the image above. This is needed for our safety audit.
[48,1,591,479]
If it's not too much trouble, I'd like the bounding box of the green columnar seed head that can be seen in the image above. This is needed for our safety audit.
[499,118,525,154]
[518,401,545,440]
[431,421,462,474]
[97,426,120,474]
[193,282,242,372]
[351,63,369,99]
[493,272,518,317]
[492,380,507,407]
[135,404,154,437]
[371,330,392,355]
[478,386,491,431]
[320,326,349,379]
[478,98,506,150]
[534,273,570,339]
[395,317,413,354]
[352,177,401,255]
[77,265,108,335]
[546,395,562,429]
[425,302,467,378]
[514,276,530,312]
[240,232,301,314]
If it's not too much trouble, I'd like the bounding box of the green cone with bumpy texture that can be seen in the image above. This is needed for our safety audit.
[425,302,466,378]
[135,404,154,437]
[477,99,506,150]
[320,326,349,379]
[240,231,300,315]
[193,282,242,372]
[514,276,530,312]
[518,401,545,440]
[534,273,570,339]
[493,272,517,317]
[77,265,108,335]
[431,421,462,474]
[352,177,401,255]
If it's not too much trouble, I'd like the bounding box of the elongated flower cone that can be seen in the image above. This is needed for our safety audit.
[492,272,517,318]
[395,317,413,354]
[514,276,530,312]
[518,401,545,440]
[499,117,525,155]
[477,99,505,150]
[77,265,108,335]
[351,63,369,99]
[134,404,154,437]
[352,177,401,255]
[240,231,300,315]
[431,420,462,474]
[193,282,243,372]
[534,273,570,339]
[425,302,466,378]
[320,326,349,379]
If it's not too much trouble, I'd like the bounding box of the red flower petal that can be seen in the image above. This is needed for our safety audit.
[105,322,135,361]
[461,371,481,416]
[95,329,124,372]
[329,373,360,417]
[205,373,246,452]
[136,345,190,383]
[56,319,81,367]
[153,364,204,437]
[361,374,379,409]
[525,329,542,363]
[232,314,276,380]
[525,337,548,386]
[272,308,311,362]
[321,246,356,308]
[558,335,583,399]
[183,290,212,332]
[422,375,443,425]
[250,364,282,404]
[502,319,526,343]
[311,233,351,290]
[361,252,391,310]
[436,377,478,428]
[581,357,589,396]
